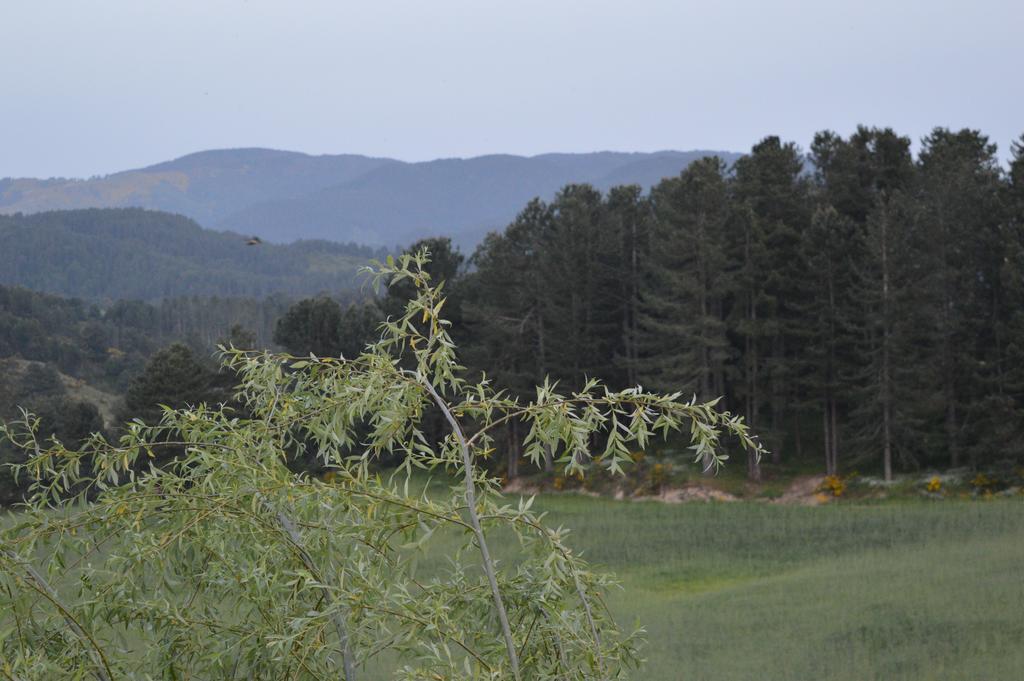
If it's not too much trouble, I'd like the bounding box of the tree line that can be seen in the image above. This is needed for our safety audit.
[4,126,1023,491]
[273,127,1023,481]
[457,127,1024,480]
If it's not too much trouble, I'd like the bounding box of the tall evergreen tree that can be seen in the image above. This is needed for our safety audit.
[914,128,1003,468]
[983,135,1024,463]
[635,159,731,473]
[120,343,221,427]
[464,201,557,474]
[796,206,859,476]
[727,137,811,474]
[537,185,620,385]
[638,158,730,401]
[273,297,345,358]
[811,127,917,480]
[606,185,652,387]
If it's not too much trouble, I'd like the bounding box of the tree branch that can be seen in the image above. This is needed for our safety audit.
[1,549,113,681]
[415,375,521,681]
[257,496,356,681]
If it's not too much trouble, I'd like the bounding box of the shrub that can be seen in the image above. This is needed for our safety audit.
[0,251,761,680]
[821,474,846,497]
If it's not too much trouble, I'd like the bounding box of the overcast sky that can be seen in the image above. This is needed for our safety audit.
[1,0,1020,178]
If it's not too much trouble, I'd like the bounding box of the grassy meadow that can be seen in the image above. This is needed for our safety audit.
[484,495,1024,681]
[5,489,1022,680]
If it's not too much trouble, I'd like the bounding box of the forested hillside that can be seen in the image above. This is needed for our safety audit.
[447,127,1024,479]
[0,148,742,247]
[0,284,310,391]
[0,208,383,300]
[2,126,1022,493]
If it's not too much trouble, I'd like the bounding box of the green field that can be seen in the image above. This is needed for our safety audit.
[483,495,1024,681]
[6,493,1022,680]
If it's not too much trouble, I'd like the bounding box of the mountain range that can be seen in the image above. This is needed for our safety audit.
[0,148,743,248]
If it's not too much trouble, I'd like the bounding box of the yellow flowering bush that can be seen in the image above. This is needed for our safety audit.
[821,474,846,497]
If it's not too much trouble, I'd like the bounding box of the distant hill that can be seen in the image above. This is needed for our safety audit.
[0,148,743,248]
[0,150,395,226]
[0,208,382,301]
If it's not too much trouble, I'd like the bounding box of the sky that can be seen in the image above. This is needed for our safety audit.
[1,0,1021,179]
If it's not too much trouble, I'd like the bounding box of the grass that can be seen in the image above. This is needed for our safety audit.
[6,487,1022,680]
[494,495,1024,681]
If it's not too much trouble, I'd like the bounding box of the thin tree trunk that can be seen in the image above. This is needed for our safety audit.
[881,207,894,482]
[823,406,831,476]
[259,497,356,681]
[626,211,639,386]
[830,398,839,476]
[745,226,761,482]
[946,401,959,468]
[883,399,893,482]
[747,448,761,482]
[420,379,521,681]
[770,334,783,465]
[2,550,113,681]
[507,419,519,479]
[793,411,803,460]
[537,304,554,478]
[938,210,959,469]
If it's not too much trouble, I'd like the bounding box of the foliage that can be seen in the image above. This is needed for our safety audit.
[273,297,346,358]
[0,208,383,301]
[119,344,223,424]
[0,360,106,506]
[0,250,760,680]
[466,126,1024,479]
[0,282,303,393]
[274,298,384,361]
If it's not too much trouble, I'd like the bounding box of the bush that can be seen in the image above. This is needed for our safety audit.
[0,251,760,680]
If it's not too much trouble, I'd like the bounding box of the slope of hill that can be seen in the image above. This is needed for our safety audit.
[0,149,396,226]
[0,149,743,248]
[0,208,381,301]
[0,358,121,429]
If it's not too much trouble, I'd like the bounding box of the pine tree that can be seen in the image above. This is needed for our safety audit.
[981,135,1024,463]
[537,185,619,385]
[914,128,1004,469]
[463,200,556,474]
[849,193,925,479]
[727,137,811,474]
[121,343,221,427]
[638,158,730,400]
[723,203,769,480]
[606,185,652,387]
[273,297,344,358]
[634,159,731,473]
[811,127,917,480]
[796,205,860,476]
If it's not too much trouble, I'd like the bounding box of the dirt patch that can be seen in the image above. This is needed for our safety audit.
[772,475,830,505]
[647,485,739,503]
[60,375,121,429]
[503,474,839,505]
[501,477,542,496]
[1,358,121,430]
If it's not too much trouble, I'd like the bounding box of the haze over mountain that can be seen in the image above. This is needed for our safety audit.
[0,149,742,248]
